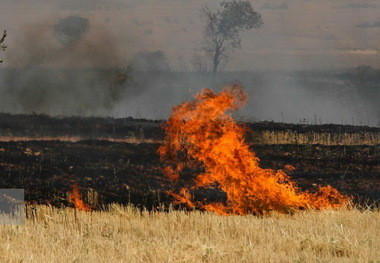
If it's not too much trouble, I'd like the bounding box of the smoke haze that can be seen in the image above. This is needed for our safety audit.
[0,0,378,126]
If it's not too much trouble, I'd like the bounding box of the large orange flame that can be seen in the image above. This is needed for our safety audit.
[68,184,92,211]
[159,84,350,215]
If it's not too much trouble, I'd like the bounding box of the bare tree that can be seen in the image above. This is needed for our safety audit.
[0,30,7,63]
[199,1,263,75]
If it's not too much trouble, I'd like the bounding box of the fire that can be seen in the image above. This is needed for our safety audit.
[158,83,350,215]
[68,184,92,211]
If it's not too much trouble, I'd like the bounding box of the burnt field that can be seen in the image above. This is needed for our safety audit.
[0,113,379,208]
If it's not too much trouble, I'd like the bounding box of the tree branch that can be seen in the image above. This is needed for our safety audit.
[0,30,7,63]
[0,30,6,44]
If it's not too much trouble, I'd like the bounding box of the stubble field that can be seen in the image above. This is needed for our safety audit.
[1,113,380,262]
[1,205,380,263]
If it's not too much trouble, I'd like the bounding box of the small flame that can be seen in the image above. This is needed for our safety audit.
[68,184,92,211]
[159,83,350,215]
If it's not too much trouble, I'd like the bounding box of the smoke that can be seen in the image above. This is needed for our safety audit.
[239,73,373,125]
[115,70,379,127]
[357,20,380,28]
[0,0,378,127]
[54,16,89,45]
[215,71,379,126]
[260,3,289,10]
[0,14,140,116]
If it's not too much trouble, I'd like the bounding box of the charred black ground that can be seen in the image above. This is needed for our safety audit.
[0,113,379,209]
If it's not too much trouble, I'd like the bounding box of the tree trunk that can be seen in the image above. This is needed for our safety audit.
[212,47,221,75]
[211,50,220,88]
[211,39,224,87]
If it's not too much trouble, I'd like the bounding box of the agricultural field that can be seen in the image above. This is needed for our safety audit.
[0,113,379,208]
[1,1,380,261]
[0,109,380,262]
[0,205,379,262]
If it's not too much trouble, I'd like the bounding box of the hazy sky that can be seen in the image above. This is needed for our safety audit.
[0,0,379,71]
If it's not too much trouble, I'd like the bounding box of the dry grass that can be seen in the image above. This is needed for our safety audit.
[1,130,379,146]
[0,136,161,144]
[257,130,380,145]
[0,205,379,262]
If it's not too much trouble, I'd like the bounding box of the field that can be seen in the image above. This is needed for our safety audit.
[1,205,379,262]
[0,113,379,207]
[0,113,380,262]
